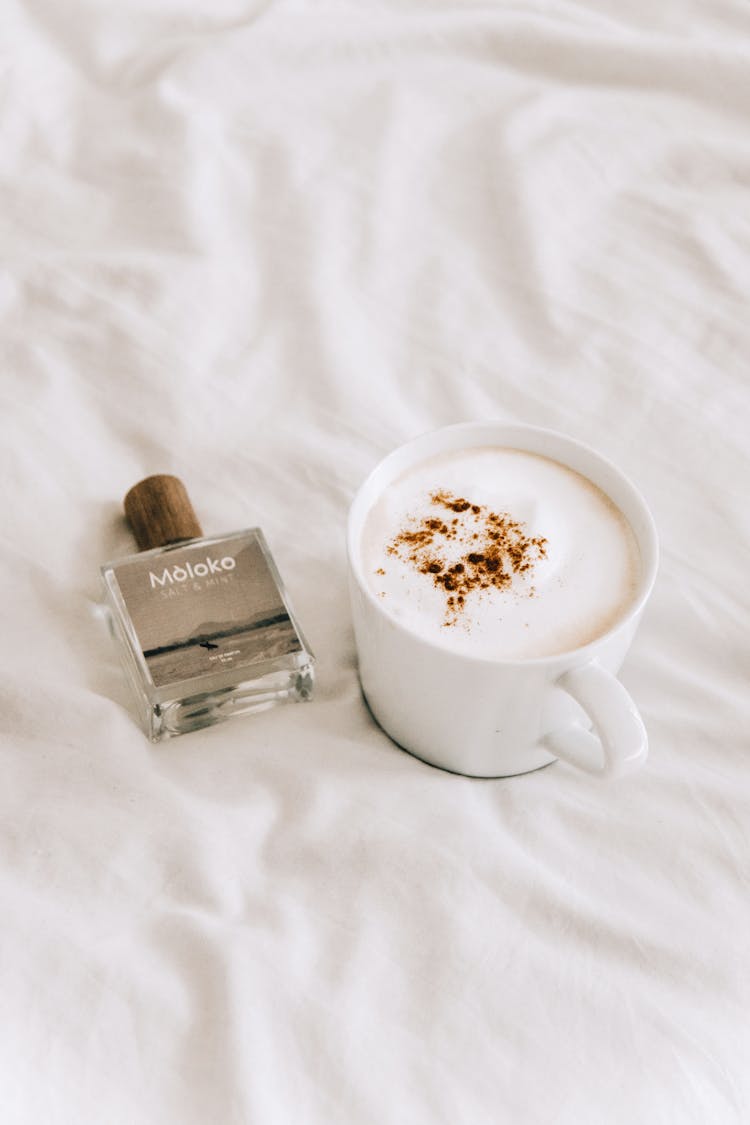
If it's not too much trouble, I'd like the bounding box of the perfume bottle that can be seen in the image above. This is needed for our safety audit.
[100,475,314,741]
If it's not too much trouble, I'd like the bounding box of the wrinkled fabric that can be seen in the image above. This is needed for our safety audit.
[1,2,749,1122]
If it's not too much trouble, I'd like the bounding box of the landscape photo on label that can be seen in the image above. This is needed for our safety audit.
[114,536,303,688]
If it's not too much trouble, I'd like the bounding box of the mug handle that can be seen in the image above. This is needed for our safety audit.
[543,662,648,777]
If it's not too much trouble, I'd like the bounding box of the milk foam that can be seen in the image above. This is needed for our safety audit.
[360,447,641,659]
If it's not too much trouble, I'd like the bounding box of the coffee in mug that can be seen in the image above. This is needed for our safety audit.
[347,424,658,778]
[360,447,641,661]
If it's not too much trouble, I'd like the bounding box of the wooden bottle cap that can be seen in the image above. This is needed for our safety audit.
[124,475,203,551]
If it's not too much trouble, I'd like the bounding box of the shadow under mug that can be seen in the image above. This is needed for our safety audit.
[346,423,659,778]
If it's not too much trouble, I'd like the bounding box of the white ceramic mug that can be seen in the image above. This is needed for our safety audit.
[347,423,659,778]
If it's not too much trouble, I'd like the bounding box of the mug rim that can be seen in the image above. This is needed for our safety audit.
[346,421,659,668]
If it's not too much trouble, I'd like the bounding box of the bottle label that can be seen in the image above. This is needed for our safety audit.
[110,531,304,688]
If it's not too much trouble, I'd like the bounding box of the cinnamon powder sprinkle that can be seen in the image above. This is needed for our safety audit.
[384,491,547,625]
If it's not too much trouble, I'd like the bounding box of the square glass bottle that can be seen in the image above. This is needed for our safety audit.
[100,475,314,741]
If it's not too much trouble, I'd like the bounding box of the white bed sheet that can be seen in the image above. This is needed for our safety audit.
[1,2,749,1122]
